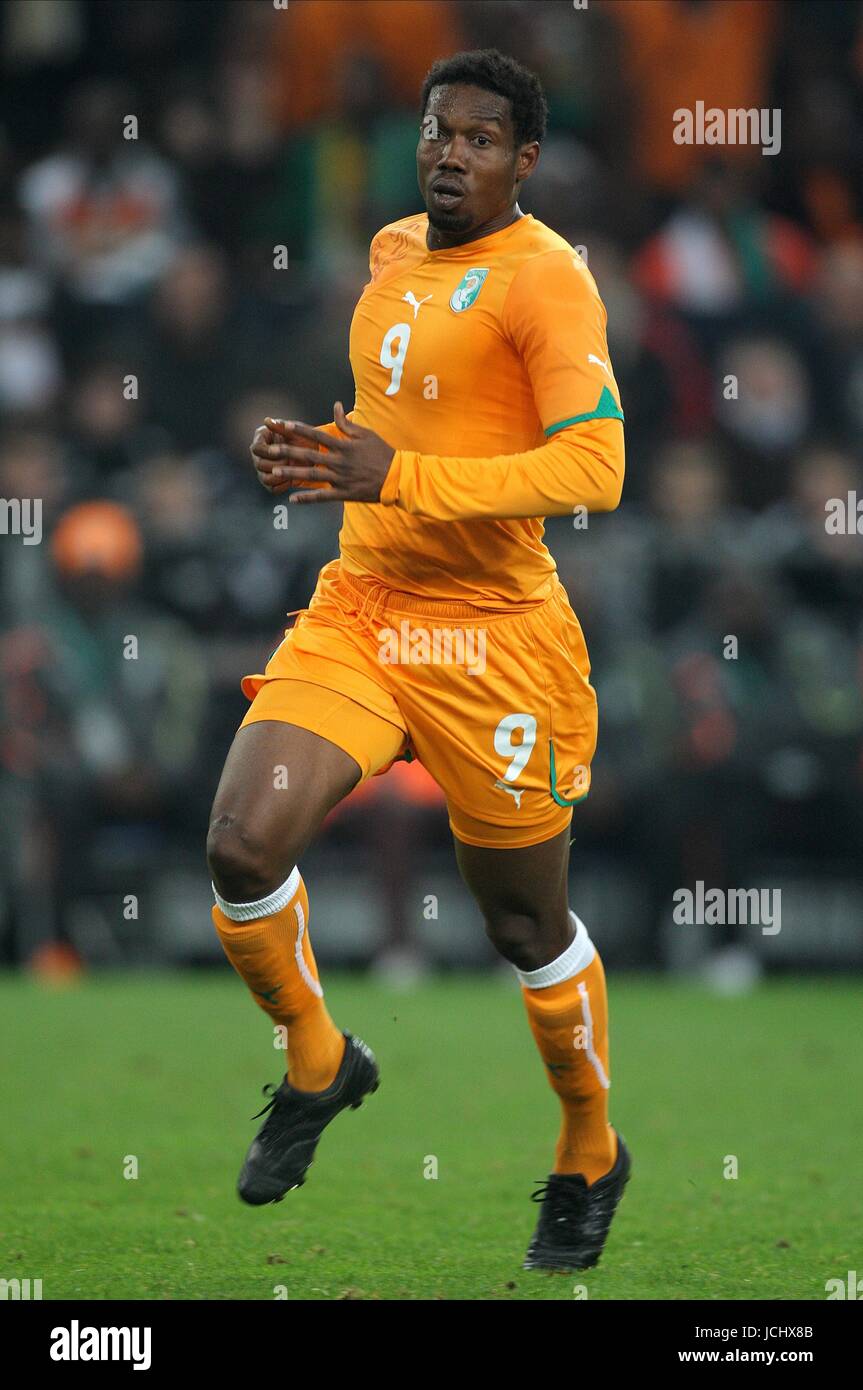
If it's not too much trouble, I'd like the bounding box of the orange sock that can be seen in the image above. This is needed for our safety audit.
[518,913,617,1185]
[212,867,345,1092]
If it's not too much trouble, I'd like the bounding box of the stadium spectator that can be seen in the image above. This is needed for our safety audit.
[17,77,190,360]
[1,501,207,961]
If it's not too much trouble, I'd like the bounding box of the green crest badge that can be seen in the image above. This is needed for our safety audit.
[449,267,489,313]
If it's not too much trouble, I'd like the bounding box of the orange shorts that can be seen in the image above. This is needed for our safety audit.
[240,559,597,849]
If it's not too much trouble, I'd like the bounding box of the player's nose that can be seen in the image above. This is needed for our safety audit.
[435,139,468,171]
[437,150,467,168]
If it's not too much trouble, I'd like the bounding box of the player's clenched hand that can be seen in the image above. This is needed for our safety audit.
[266,401,395,504]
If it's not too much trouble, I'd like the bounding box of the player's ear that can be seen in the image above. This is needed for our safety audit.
[517,141,540,182]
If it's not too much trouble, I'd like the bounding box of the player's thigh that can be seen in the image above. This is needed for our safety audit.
[207,718,361,896]
[208,680,405,896]
[211,718,361,851]
[453,823,572,929]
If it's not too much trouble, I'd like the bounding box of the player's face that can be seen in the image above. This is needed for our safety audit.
[417,83,529,238]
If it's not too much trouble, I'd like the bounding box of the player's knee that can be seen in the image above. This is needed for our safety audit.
[483,910,545,971]
[207,815,285,903]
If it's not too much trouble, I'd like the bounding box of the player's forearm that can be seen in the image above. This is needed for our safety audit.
[379,419,625,522]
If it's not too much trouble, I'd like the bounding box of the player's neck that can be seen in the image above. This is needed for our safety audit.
[426,204,525,251]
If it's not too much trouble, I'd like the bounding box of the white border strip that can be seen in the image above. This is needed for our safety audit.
[577,978,610,1088]
[292,894,323,998]
[514,910,596,988]
[212,865,301,922]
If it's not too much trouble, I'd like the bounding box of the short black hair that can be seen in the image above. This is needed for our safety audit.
[420,48,548,148]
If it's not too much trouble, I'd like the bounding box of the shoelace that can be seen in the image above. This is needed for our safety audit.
[530,1179,590,1225]
[251,1083,280,1121]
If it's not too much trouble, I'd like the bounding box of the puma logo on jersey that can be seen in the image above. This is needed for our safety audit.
[494,779,524,809]
[588,353,611,374]
[403,290,433,319]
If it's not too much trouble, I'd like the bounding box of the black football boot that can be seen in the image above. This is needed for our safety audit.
[237,1032,379,1205]
[523,1131,631,1271]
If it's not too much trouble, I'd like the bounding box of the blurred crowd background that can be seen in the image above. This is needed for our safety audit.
[2,0,862,981]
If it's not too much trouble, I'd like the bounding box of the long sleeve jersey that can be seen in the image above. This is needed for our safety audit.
[314,211,625,607]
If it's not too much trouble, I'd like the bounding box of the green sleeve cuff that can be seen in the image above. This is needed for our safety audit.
[544,385,624,437]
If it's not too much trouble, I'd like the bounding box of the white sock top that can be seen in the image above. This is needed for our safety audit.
[513,910,595,988]
[212,865,300,922]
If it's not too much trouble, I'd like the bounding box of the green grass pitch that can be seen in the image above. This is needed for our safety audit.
[1,972,859,1300]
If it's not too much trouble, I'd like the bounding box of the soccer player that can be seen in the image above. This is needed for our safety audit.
[208,49,629,1272]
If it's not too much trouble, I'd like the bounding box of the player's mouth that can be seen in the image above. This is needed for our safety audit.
[430,179,466,209]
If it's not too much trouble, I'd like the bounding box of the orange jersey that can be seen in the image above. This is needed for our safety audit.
[316,211,625,607]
